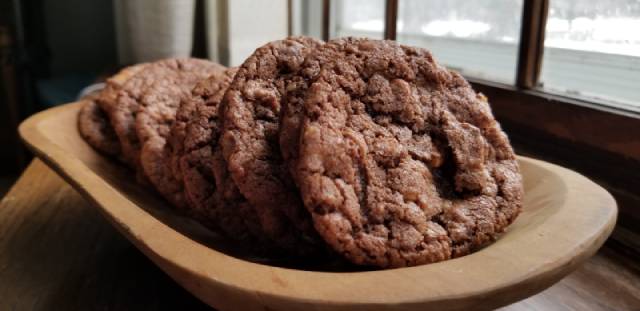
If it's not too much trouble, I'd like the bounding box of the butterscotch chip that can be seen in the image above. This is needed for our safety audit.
[220,37,324,250]
[289,38,523,268]
[136,59,224,208]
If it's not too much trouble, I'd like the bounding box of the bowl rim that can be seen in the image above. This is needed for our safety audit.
[19,102,618,309]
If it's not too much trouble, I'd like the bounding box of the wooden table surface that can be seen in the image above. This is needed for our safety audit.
[1,160,638,311]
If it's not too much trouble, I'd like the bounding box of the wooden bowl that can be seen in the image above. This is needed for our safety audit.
[19,102,617,311]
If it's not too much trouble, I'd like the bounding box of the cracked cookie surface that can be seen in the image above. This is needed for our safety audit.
[220,37,324,251]
[173,68,263,242]
[78,99,121,157]
[136,59,224,208]
[81,64,149,158]
[290,38,523,268]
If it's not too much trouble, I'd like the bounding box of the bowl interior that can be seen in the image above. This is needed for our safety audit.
[20,102,617,310]
[34,102,566,272]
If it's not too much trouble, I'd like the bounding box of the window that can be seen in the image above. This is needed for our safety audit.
[207,0,289,66]
[324,0,640,111]
[396,0,524,84]
[290,0,324,39]
[331,0,385,39]
[287,0,640,260]
[540,0,640,112]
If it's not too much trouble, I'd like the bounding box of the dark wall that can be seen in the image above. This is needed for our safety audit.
[0,0,118,173]
[42,0,117,75]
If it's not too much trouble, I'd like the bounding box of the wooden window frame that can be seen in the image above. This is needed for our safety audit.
[291,0,640,252]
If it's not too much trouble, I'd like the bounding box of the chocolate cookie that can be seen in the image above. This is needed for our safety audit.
[167,68,260,241]
[98,59,211,169]
[98,61,170,167]
[220,37,324,249]
[290,38,523,268]
[168,69,234,187]
[78,99,120,156]
[80,64,149,157]
[137,59,224,208]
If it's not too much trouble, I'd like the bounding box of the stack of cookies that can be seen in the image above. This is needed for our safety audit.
[78,37,524,269]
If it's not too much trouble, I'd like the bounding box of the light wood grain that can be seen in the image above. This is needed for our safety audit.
[17,102,618,311]
[0,160,211,310]
[2,160,637,310]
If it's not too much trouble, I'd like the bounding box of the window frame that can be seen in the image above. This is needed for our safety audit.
[290,0,640,253]
[301,0,640,158]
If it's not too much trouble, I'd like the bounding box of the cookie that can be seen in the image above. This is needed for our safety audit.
[98,62,169,167]
[290,38,523,268]
[137,59,224,208]
[169,68,257,240]
[78,99,121,156]
[80,64,149,157]
[97,59,208,169]
[220,37,323,249]
[168,68,233,187]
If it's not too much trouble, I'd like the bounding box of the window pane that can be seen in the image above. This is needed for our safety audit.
[291,0,323,39]
[540,0,640,111]
[332,0,385,39]
[397,0,524,84]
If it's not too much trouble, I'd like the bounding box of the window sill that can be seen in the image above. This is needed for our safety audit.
[469,77,640,255]
[468,77,640,162]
